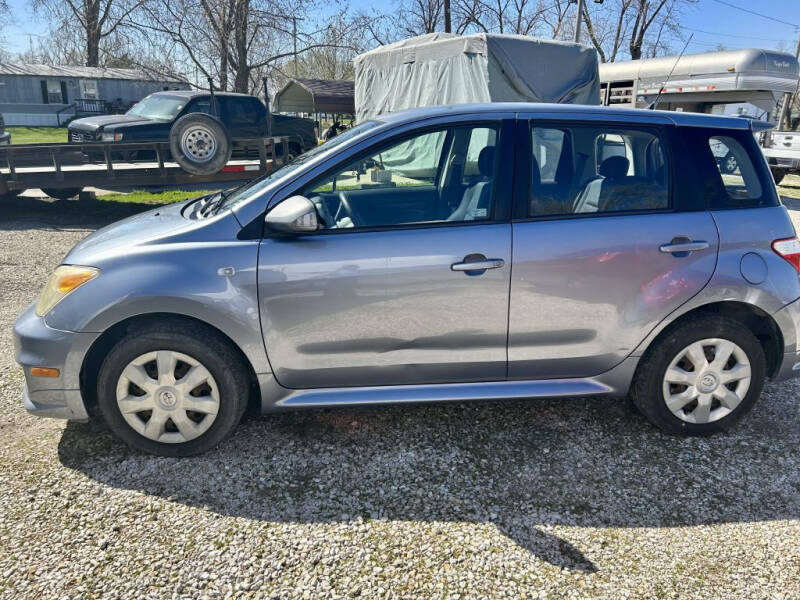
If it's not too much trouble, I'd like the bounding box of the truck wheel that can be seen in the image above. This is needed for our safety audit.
[771,168,787,185]
[169,113,231,175]
[42,187,82,200]
[721,153,738,174]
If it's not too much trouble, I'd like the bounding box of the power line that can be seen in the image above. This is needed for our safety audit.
[708,0,800,29]
[684,27,790,43]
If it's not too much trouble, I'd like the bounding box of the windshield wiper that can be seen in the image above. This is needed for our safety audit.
[198,191,227,217]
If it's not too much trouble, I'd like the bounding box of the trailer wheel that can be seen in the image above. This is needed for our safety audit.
[169,114,231,175]
[42,187,82,201]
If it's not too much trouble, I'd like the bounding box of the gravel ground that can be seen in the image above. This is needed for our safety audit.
[1,198,799,599]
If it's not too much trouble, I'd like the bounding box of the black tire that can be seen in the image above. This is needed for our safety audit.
[720,153,737,174]
[96,321,249,457]
[169,113,231,175]
[630,314,766,436]
[771,168,787,185]
[42,187,82,200]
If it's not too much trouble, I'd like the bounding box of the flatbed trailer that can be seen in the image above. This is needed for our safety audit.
[0,136,290,198]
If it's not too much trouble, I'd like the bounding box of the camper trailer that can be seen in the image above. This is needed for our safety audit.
[598,48,798,120]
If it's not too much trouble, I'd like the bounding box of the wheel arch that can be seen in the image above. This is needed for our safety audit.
[79,312,261,416]
[637,300,784,378]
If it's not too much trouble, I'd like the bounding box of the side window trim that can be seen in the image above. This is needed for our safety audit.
[513,118,675,222]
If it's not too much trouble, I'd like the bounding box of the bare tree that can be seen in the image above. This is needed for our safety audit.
[31,0,146,66]
[580,0,693,62]
[133,0,368,94]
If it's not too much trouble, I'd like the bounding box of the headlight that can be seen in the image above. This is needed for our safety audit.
[35,265,99,317]
[101,132,123,142]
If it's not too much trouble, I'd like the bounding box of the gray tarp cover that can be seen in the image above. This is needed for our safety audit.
[354,33,600,122]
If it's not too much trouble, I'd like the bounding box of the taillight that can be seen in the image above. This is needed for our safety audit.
[772,237,800,272]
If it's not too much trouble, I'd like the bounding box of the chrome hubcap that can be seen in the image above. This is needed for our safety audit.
[181,126,217,162]
[116,350,220,443]
[662,338,751,424]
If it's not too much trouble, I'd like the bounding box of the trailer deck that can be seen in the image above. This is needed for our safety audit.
[0,136,290,195]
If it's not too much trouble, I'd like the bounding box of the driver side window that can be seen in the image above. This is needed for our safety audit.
[301,124,500,230]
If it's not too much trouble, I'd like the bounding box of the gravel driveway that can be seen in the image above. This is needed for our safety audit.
[1,198,799,599]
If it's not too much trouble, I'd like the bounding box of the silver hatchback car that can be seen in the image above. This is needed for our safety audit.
[14,104,800,456]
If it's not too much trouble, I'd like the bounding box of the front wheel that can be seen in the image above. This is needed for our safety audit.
[630,315,766,436]
[97,321,249,456]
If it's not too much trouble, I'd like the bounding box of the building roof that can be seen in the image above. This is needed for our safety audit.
[0,63,187,83]
[273,77,354,115]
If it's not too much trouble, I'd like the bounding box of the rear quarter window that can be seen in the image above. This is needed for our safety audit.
[681,127,777,209]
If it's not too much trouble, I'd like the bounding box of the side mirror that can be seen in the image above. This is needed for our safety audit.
[265,195,319,233]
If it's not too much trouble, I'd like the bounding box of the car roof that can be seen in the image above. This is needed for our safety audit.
[372,102,754,130]
[150,90,257,100]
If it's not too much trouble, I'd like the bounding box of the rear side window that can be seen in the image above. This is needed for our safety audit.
[709,136,763,201]
[528,123,669,217]
[679,127,776,209]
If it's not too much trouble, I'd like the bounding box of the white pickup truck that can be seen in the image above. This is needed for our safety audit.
[761,129,800,184]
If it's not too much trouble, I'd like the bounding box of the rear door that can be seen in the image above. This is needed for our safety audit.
[508,114,719,379]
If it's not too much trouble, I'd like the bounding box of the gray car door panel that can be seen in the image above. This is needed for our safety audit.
[509,211,720,379]
[258,224,511,388]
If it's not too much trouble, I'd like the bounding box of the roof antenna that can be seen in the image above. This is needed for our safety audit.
[650,33,693,110]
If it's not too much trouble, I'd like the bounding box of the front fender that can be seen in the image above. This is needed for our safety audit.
[44,240,271,375]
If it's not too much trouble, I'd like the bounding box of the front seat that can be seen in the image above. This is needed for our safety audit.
[447,146,495,221]
[572,155,630,213]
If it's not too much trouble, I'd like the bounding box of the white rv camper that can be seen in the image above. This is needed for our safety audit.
[598,48,799,120]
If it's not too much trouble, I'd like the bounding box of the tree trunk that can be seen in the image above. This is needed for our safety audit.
[231,0,250,93]
[85,0,101,66]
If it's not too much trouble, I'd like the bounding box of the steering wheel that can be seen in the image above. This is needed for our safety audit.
[335,191,360,227]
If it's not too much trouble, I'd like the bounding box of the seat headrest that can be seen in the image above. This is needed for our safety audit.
[598,155,629,179]
[478,146,495,177]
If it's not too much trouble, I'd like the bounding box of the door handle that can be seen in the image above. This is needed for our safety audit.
[659,240,709,254]
[451,258,505,272]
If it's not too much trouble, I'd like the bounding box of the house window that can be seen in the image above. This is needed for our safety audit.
[79,79,99,99]
[41,80,65,104]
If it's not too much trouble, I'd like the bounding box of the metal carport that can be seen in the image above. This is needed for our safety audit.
[273,78,355,116]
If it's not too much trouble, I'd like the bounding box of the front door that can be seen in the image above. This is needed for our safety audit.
[258,120,513,388]
[508,117,719,379]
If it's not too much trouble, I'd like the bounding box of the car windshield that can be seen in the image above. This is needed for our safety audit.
[127,95,186,121]
[213,120,381,213]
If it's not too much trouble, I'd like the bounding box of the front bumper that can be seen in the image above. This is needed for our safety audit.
[13,304,100,421]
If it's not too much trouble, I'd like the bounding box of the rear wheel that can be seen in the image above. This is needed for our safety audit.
[630,315,766,436]
[97,322,249,456]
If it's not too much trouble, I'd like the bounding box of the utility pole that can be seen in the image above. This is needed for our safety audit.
[777,34,800,130]
[292,16,298,77]
[444,0,452,33]
[573,0,585,44]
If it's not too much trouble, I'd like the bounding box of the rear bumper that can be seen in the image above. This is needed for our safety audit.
[13,304,98,421]
[773,297,800,382]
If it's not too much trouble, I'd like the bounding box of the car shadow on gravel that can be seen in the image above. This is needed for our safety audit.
[0,196,162,231]
[57,384,800,573]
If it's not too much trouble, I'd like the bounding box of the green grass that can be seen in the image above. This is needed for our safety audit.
[778,174,800,199]
[97,189,214,205]
[7,126,68,144]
